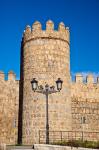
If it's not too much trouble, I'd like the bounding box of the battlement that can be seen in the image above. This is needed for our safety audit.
[0,71,5,80]
[0,70,19,81]
[74,73,99,84]
[23,20,69,44]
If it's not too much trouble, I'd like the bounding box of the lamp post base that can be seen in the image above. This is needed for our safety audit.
[46,124,49,144]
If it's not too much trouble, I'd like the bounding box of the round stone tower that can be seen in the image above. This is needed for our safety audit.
[21,20,71,144]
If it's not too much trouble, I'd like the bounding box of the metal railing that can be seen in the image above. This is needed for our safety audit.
[39,130,99,144]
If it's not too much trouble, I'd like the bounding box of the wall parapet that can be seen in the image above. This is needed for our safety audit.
[0,71,5,80]
[23,20,70,45]
[73,73,99,84]
[0,70,19,81]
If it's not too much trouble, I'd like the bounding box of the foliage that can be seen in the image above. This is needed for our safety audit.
[52,140,99,149]
[15,143,22,146]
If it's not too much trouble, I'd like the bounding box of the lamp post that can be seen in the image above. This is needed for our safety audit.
[81,116,86,141]
[31,78,63,144]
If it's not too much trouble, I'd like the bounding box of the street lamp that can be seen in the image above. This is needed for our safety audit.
[31,78,38,91]
[31,78,63,144]
[56,78,63,91]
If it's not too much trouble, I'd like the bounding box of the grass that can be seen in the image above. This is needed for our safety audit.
[52,140,99,149]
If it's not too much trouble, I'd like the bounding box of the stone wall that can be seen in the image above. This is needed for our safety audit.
[21,20,72,144]
[0,21,99,145]
[0,71,19,144]
[71,74,99,141]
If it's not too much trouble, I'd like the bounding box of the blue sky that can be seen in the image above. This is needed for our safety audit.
[0,0,99,79]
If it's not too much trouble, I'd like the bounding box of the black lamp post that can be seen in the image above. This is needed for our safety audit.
[81,116,86,141]
[31,78,63,144]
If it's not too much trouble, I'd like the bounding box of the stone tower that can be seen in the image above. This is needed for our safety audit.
[21,20,71,144]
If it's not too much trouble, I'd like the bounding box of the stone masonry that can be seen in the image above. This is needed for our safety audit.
[71,74,99,141]
[0,71,19,144]
[21,20,71,144]
[0,20,99,145]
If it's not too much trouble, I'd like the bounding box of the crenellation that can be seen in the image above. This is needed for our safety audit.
[0,71,5,80]
[8,71,16,81]
[23,21,70,44]
[75,73,83,83]
[24,25,31,39]
[32,21,42,31]
[0,71,19,81]
[73,74,99,84]
[58,22,65,31]
[46,20,54,31]
[25,25,31,32]
[86,74,94,84]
